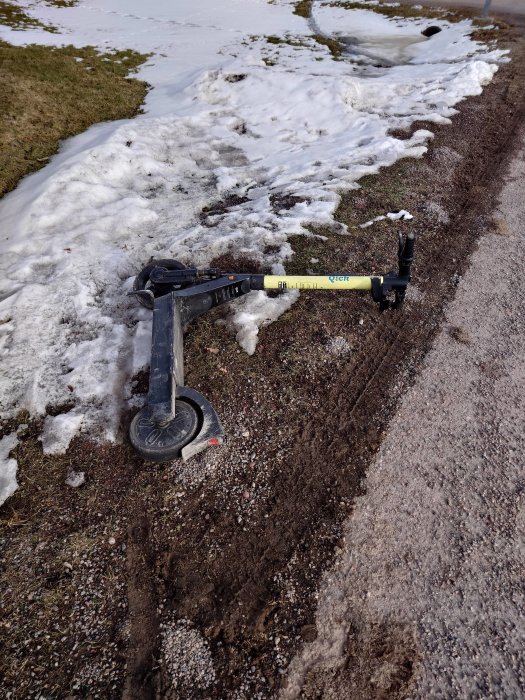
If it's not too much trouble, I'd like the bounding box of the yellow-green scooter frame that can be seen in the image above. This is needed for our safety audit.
[262,275,379,291]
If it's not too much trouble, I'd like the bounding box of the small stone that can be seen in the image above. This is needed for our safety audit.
[421,25,442,38]
[65,470,85,488]
[108,537,116,546]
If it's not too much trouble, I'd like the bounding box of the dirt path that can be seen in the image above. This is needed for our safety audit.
[284,123,525,700]
[2,9,525,700]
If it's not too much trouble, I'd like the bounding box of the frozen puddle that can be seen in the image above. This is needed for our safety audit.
[339,33,428,67]
[0,0,508,494]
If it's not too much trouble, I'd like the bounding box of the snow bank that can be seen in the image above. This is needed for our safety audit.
[0,0,508,463]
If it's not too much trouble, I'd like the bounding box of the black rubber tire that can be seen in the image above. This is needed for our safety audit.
[129,399,200,462]
[133,258,187,309]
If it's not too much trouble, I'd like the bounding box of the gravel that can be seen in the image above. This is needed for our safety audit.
[161,618,216,692]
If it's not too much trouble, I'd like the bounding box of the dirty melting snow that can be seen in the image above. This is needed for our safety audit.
[0,0,507,479]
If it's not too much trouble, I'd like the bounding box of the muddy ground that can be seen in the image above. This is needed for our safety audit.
[2,9,525,700]
[285,120,525,700]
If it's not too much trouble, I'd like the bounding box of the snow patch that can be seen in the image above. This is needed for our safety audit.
[227,290,300,355]
[0,433,18,506]
[41,411,84,455]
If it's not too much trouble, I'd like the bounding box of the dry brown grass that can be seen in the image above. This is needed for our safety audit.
[0,42,149,197]
[312,33,345,58]
[324,1,451,21]
[293,0,313,18]
[46,0,78,7]
[324,0,496,27]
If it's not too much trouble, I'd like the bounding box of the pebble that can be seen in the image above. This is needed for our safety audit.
[65,471,85,488]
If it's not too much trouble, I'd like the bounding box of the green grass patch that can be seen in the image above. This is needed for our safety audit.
[0,41,150,197]
[0,0,58,32]
[285,234,339,275]
[335,167,409,229]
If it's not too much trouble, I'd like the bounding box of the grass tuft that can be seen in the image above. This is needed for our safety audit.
[45,0,78,6]
[312,33,344,58]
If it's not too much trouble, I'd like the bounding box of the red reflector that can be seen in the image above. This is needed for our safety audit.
[208,438,221,446]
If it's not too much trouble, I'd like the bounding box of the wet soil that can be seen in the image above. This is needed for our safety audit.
[2,12,525,700]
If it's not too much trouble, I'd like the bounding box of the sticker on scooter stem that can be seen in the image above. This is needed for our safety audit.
[328,275,350,283]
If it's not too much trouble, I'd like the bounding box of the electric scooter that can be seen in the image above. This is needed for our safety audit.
[129,232,415,462]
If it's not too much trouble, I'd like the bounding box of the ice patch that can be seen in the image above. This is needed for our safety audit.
[0,433,18,506]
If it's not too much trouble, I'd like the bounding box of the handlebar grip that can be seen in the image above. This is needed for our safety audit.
[398,232,415,279]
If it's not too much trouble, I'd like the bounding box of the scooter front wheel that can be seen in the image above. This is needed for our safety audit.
[133,258,187,309]
[130,399,200,462]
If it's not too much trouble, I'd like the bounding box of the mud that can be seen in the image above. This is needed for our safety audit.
[1,11,525,700]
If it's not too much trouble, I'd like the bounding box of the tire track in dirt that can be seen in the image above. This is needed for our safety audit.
[123,515,159,700]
